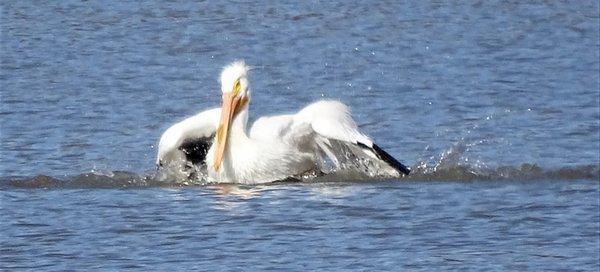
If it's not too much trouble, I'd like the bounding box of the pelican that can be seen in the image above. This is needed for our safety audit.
[156,61,410,184]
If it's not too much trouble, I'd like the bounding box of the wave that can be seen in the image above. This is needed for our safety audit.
[2,163,598,189]
[2,142,598,188]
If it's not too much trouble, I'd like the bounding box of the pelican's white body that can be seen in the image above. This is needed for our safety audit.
[156,61,405,184]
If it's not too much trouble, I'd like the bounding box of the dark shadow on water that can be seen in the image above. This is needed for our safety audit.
[2,164,598,189]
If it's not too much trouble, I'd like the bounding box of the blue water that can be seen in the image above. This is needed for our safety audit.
[2,181,598,270]
[1,1,599,270]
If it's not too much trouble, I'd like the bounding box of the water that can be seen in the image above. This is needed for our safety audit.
[1,181,598,270]
[1,1,599,270]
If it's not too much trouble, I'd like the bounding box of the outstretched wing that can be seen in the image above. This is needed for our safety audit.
[156,108,220,169]
[250,100,410,177]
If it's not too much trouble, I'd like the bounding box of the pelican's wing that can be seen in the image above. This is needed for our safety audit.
[249,114,295,141]
[156,108,220,168]
[251,101,410,177]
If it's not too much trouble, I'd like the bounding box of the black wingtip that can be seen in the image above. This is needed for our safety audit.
[358,142,410,176]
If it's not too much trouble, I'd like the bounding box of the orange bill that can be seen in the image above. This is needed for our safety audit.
[213,93,241,171]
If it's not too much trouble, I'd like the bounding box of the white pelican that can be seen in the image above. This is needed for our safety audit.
[156,61,410,184]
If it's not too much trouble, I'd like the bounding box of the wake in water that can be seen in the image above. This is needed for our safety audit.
[5,164,597,189]
[4,142,598,188]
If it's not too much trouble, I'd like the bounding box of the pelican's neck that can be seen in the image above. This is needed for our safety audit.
[208,104,250,180]
[218,105,250,174]
[229,106,249,140]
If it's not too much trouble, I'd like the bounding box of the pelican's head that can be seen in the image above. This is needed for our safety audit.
[220,60,250,98]
[213,61,251,171]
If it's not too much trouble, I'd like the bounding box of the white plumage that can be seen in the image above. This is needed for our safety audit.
[156,61,410,184]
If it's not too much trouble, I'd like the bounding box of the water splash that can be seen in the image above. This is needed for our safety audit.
[4,164,598,189]
[409,141,599,181]
[3,140,598,188]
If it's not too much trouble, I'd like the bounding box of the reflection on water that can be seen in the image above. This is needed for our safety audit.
[210,184,262,199]
[208,184,263,214]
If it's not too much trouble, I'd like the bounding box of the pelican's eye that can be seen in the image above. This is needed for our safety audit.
[233,79,241,95]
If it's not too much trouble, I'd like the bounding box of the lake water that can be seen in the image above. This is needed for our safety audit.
[1,1,599,270]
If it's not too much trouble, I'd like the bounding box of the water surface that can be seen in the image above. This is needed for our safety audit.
[2,180,599,270]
